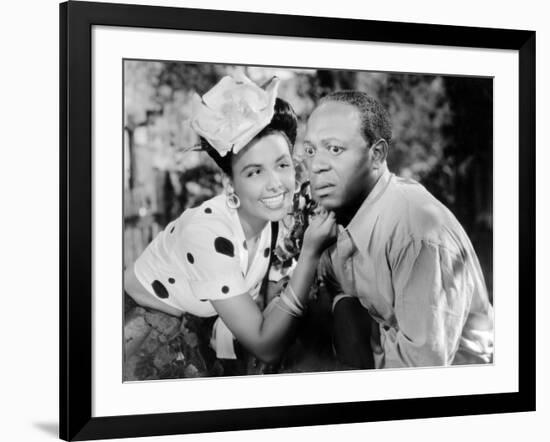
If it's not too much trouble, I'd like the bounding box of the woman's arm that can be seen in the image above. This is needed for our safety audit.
[211,211,336,363]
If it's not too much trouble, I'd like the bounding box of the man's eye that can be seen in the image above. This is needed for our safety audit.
[328,145,344,155]
[304,145,316,157]
[278,162,290,169]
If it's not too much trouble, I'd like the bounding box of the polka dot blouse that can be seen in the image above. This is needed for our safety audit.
[134,194,273,317]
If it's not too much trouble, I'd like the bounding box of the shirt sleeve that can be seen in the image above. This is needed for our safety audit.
[176,222,248,302]
[382,238,473,368]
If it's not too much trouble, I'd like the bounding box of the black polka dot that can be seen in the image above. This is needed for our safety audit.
[263,248,270,258]
[221,285,230,294]
[243,241,247,250]
[204,207,212,214]
[168,278,175,284]
[187,253,194,264]
[170,226,175,234]
[151,280,169,299]
[214,237,234,257]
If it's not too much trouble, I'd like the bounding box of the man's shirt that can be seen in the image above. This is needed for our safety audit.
[319,169,494,368]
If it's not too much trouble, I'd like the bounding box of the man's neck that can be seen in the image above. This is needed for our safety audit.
[336,165,387,227]
[335,198,366,227]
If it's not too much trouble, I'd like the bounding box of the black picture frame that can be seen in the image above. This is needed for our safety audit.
[60,1,536,440]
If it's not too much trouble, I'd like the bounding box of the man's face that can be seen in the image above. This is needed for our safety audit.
[304,101,374,214]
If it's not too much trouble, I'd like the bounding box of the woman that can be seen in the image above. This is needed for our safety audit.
[125,74,336,365]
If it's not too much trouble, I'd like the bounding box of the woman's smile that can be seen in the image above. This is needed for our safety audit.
[260,192,288,210]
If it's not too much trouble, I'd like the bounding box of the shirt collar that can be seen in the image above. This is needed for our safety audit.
[345,168,393,255]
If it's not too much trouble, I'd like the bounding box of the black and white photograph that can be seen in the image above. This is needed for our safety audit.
[123,60,494,381]
[51,1,537,440]
[2,0,545,439]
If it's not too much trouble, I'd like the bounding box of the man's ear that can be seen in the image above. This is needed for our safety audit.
[371,139,389,166]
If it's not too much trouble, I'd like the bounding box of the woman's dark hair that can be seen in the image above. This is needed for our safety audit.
[201,97,298,176]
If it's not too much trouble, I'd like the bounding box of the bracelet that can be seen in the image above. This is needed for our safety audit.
[280,292,302,316]
[280,287,304,317]
[274,297,300,317]
[286,283,304,310]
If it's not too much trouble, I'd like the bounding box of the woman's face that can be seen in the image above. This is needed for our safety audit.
[230,132,295,225]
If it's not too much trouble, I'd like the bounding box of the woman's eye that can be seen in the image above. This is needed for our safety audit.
[328,145,344,155]
[247,169,261,178]
[278,162,290,169]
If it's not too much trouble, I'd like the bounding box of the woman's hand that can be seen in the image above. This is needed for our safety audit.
[212,212,336,364]
[302,209,337,257]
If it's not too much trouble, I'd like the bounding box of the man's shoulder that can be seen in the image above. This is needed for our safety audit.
[384,175,459,242]
[388,175,434,206]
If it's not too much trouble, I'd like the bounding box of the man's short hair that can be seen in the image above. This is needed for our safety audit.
[320,91,392,145]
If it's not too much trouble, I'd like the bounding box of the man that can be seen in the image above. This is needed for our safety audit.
[303,91,494,369]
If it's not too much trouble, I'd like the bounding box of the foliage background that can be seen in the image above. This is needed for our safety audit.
[124,60,493,299]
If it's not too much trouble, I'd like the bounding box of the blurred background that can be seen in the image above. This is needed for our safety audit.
[124,60,493,299]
